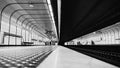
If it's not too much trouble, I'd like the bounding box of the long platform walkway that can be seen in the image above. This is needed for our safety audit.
[0,46,55,68]
[38,46,119,68]
[0,45,118,68]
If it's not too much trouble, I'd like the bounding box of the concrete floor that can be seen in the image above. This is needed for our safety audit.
[38,46,119,68]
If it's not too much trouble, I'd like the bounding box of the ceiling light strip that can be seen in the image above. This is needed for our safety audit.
[47,0,58,40]
[57,0,61,41]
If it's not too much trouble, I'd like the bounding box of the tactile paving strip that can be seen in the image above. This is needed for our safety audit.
[0,46,53,68]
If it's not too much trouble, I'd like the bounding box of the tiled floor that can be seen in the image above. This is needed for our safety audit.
[38,46,119,68]
[0,46,54,68]
[0,46,118,68]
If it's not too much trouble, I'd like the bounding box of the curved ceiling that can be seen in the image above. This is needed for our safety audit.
[0,0,57,40]
[2,0,120,44]
[59,0,120,45]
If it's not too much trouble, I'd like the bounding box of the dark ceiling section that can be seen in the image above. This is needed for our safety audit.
[51,0,59,38]
[59,0,120,45]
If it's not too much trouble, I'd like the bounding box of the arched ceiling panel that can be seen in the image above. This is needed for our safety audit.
[0,0,57,40]
[59,0,120,45]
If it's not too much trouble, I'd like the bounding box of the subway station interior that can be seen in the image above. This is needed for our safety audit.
[0,0,120,68]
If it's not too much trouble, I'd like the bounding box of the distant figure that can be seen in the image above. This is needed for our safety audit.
[91,41,95,45]
[77,42,82,45]
[85,42,88,45]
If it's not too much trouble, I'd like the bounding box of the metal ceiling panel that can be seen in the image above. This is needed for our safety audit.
[0,0,57,40]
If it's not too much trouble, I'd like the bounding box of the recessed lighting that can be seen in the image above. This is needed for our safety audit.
[93,32,96,34]
[29,4,34,7]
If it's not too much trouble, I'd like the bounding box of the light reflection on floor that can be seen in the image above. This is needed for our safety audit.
[38,46,119,68]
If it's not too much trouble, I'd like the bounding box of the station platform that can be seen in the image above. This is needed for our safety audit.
[0,45,118,68]
[0,46,56,68]
[38,46,119,68]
